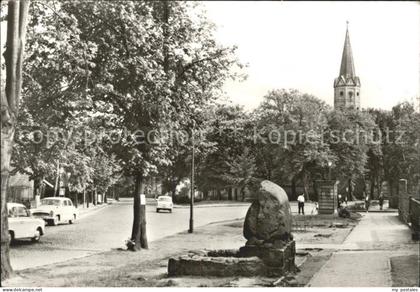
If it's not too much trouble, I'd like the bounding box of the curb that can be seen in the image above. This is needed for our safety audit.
[173,204,250,209]
[354,210,398,213]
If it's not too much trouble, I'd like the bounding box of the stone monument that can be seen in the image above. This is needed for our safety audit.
[168,180,296,277]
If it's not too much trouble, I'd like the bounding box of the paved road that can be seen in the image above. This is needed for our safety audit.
[9,199,249,270]
[308,212,419,287]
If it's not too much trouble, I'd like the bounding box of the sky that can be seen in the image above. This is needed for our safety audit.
[1,1,418,111]
[203,1,419,111]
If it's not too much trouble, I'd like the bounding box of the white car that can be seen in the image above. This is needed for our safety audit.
[156,196,173,213]
[31,197,79,226]
[7,203,45,243]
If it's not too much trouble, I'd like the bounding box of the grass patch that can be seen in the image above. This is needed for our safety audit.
[390,255,419,287]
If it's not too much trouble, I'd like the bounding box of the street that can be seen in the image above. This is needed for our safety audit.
[9,199,249,271]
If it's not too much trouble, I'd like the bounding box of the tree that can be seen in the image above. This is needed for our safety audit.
[253,89,334,200]
[196,103,253,198]
[62,1,242,250]
[325,108,377,199]
[1,0,30,281]
[11,0,98,199]
[223,147,257,201]
[383,103,420,195]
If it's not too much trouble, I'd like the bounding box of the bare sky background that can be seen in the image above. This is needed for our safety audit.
[1,1,418,111]
[203,1,419,111]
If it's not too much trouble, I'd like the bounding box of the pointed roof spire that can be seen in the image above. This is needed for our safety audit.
[339,21,356,78]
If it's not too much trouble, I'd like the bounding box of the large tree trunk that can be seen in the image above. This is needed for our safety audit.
[130,173,148,251]
[228,188,232,200]
[1,0,30,281]
[1,129,14,281]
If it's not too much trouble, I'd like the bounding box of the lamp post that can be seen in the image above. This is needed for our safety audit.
[188,120,196,233]
[327,161,332,180]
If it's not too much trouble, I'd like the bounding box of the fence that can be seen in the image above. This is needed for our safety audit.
[398,179,420,240]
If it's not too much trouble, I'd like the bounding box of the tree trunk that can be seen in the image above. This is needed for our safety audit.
[312,180,319,202]
[228,188,232,200]
[93,187,97,206]
[377,177,382,199]
[234,188,238,201]
[302,172,310,201]
[33,176,42,198]
[370,177,375,199]
[241,187,246,202]
[130,173,148,251]
[1,132,14,281]
[217,189,222,200]
[115,186,119,201]
[291,176,297,200]
[87,190,90,208]
[83,188,86,208]
[1,0,30,281]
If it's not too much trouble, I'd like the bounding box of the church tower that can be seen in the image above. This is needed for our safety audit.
[334,22,361,110]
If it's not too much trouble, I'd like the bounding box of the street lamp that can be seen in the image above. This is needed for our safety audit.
[188,120,196,233]
[327,161,332,180]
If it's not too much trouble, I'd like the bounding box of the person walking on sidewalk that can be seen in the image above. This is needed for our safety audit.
[378,194,384,210]
[364,194,370,212]
[297,194,305,215]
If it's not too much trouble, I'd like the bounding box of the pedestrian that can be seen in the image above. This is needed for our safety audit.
[364,194,370,212]
[297,193,305,215]
[378,194,384,210]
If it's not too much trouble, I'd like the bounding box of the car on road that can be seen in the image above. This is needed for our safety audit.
[7,203,45,243]
[156,196,173,213]
[31,197,79,226]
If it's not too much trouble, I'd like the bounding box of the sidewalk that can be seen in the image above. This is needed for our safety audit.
[307,212,419,287]
[3,219,247,287]
[173,200,250,209]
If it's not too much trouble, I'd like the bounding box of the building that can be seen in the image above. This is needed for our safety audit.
[8,172,33,208]
[334,22,361,110]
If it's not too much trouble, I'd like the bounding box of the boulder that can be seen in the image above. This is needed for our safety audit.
[243,180,292,243]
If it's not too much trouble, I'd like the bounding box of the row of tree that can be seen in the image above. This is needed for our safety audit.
[168,89,419,202]
[1,0,243,279]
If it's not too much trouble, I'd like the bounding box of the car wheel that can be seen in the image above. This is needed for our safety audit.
[8,231,14,245]
[169,209,172,213]
[31,229,41,243]
[69,214,76,224]
[156,208,160,213]
[52,215,59,226]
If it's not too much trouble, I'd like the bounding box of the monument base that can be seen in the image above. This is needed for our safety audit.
[168,240,296,278]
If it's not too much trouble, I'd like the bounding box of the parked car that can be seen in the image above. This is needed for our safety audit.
[7,203,45,243]
[31,197,79,226]
[156,196,173,213]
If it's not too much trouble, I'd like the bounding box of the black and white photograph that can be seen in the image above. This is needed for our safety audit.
[0,0,419,290]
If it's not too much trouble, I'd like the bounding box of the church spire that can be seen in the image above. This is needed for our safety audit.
[334,22,361,110]
[339,21,355,78]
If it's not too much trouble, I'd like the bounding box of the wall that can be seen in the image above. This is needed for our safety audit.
[398,179,420,240]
